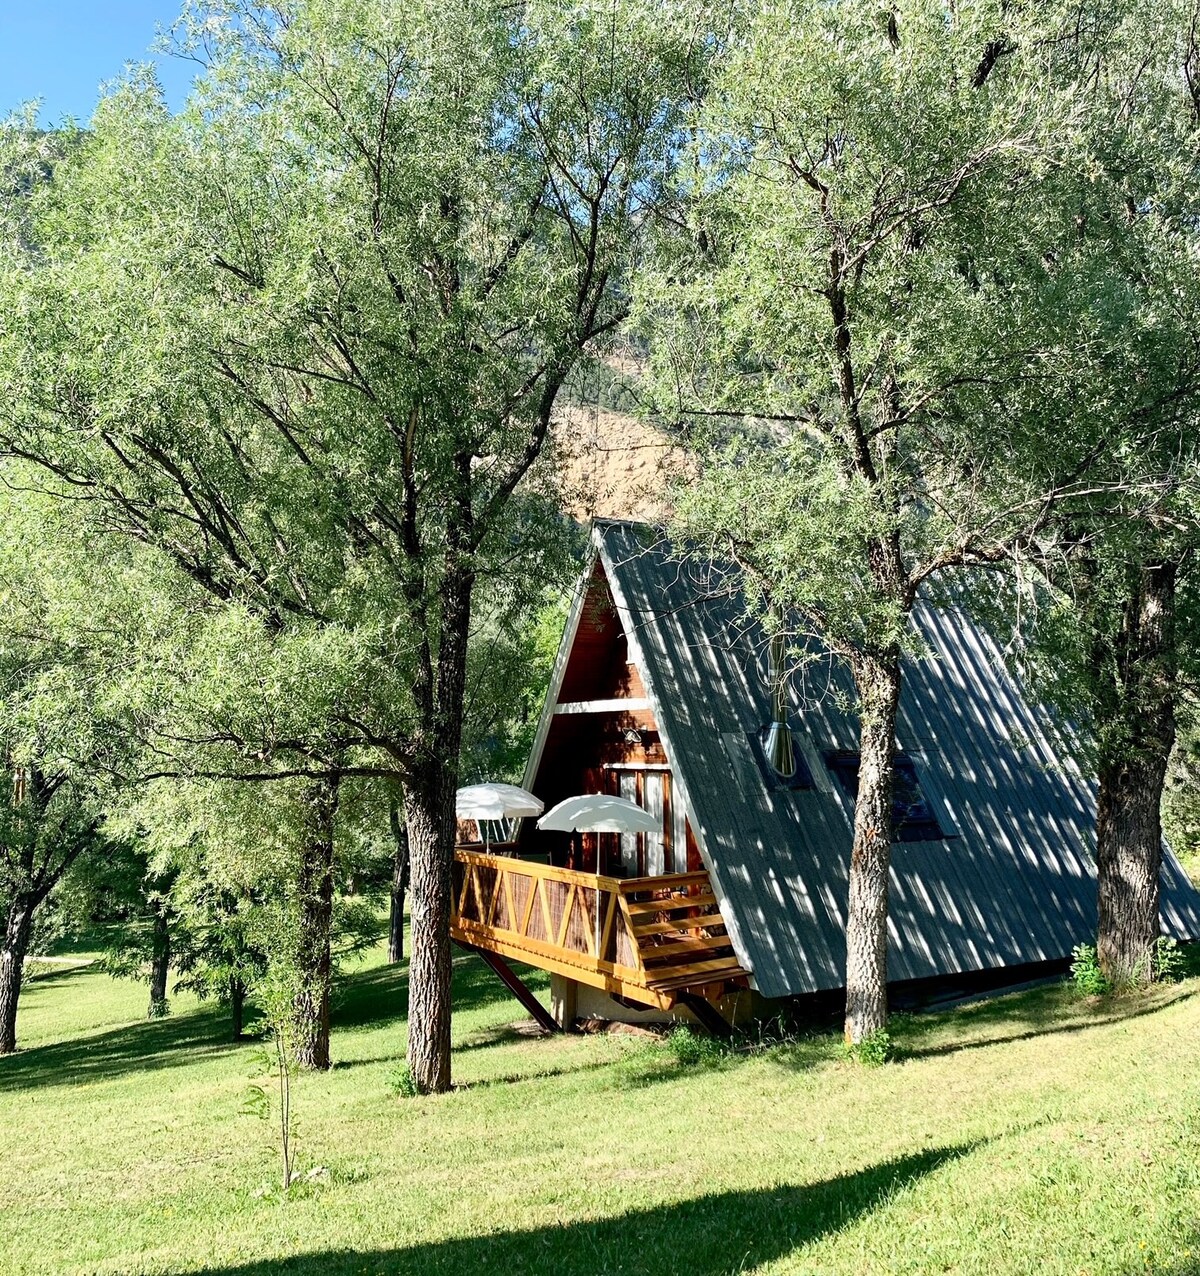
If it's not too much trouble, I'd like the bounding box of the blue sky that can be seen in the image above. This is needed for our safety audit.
[0,2,194,124]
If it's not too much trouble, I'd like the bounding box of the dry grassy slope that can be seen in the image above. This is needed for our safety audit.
[548,400,692,523]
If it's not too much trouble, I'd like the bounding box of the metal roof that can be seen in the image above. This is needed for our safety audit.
[593,520,1200,998]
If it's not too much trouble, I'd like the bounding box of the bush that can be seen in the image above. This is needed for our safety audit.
[387,1062,418,1098]
[665,1025,727,1067]
[1071,938,1185,993]
[1154,936,1185,983]
[1070,943,1110,996]
[843,1027,893,1067]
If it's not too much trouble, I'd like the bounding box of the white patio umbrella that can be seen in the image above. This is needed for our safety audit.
[537,794,661,956]
[456,782,544,820]
[456,782,544,846]
[537,793,659,834]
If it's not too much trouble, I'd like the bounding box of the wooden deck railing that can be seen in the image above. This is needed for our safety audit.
[451,849,748,1009]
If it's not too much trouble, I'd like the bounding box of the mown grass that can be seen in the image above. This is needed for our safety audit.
[2,938,1200,1276]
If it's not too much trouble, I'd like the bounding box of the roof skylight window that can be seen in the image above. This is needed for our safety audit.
[823,751,945,842]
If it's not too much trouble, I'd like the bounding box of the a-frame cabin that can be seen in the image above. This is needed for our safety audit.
[451,521,1200,1030]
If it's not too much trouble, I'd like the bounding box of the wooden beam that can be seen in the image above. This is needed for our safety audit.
[599,890,617,959]
[537,877,554,942]
[624,892,719,914]
[485,870,504,927]
[643,956,748,984]
[451,919,672,1008]
[630,917,728,938]
[616,870,712,893]
[676,992,734,1040]
[639,934,737,956]
[519,876,537,937]
[553,698,652,715]
[455,941,561,1034]
[556,883,577,947]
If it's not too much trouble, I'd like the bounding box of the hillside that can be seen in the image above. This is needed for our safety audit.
[551,401,691,523]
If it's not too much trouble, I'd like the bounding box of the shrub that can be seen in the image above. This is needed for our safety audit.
[843,1027,893,1067]
[1070,943,1110,996]
[387,1062,418,1098]
[1071,938,1184,993]
[665,1025,727,1067]
[1154,936,1185,983]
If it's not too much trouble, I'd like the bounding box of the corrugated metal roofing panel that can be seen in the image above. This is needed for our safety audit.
[596,521,1200,997]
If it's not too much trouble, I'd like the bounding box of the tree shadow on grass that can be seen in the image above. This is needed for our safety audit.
[451,1058,617,1091]
[21,960,98,986]
[889,981,1196,1062]
[195,1142,979,1276]
[0,999,240,1093]
[454,1021,548,1053]
[330,951,550,1036]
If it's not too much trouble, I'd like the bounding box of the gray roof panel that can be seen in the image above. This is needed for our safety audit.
[596,521,1200,997]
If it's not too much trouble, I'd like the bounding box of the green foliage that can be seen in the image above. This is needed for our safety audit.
[1154,937,1185,985]
[241,1028,299,1190]
[386,1062,419,1099]
[0,485,155,1044]
[0,0,702,792]
[843,1028,894,1068]
[639,0,1200,662]
[664,1024,728,1068]
[1164,703,1200,882]
[460,587,575,785]
[239,1076,271,1122]
[0,4,703,1084]
[1070,938,1183,995]
[1070,944,1111,997]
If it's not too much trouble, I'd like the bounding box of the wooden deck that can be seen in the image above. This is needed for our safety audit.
[451,849,749,1010]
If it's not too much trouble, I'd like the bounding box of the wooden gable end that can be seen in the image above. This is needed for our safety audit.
[523,557,701,876]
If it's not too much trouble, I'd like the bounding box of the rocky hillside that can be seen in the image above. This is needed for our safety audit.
[548,356,692,523]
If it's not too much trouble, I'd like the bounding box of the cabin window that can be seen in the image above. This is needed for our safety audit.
[644,773,666,875]
[823,750,945,842]
[605,765,681,876]
[672,786,689,874]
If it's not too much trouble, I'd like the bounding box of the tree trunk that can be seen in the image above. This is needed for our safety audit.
[1095,561,1176,987]
[230,976,246,1041]
[388,798,411,964]
[147,907,171,1018]
[292,773,340,1070]
[404,770,456,1094]
[0,901,34,1055]
[405,546,473,1095]
[843,649,903,1045]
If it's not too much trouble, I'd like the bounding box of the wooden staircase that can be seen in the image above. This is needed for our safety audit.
[621,879,747,997]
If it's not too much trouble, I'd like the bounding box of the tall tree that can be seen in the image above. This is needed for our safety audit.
[0,0,704,1088]
[1067,11,1200,988]
[961,3,1200,986]
[0,488,147,1052]
[0,768,105,1053]
[640,0,1180,1041]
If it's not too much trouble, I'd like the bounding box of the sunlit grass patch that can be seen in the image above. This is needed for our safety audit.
[1,938,1199,1275]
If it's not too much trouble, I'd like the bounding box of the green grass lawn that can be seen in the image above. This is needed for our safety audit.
[2,940,1199,1276]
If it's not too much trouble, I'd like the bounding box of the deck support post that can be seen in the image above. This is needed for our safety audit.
[677,991,734,1040]
[550,974,578,1030]
[454,940,562,1034]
